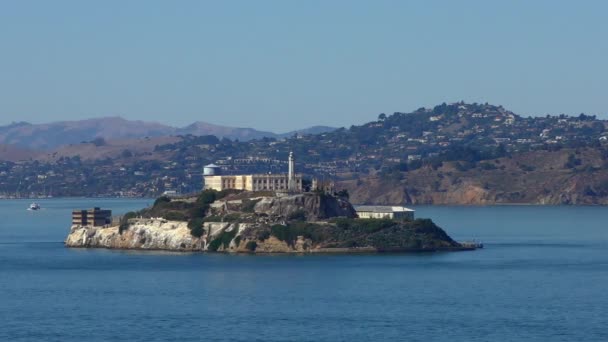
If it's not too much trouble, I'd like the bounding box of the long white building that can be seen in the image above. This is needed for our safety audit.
[203,152,302,192]
[354,205,415,220]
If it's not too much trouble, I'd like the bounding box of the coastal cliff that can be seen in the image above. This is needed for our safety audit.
[65,217,467,253]
[66,219,201,250]
[65,191,477,253]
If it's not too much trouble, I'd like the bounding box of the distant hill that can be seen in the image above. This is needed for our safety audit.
[339,148,608,205]
[177,121,278,141]
[0,117,337,150]
[0,144,40,162]
[279,125,338,138]
[0,117,173,150]
[3,101,608,204]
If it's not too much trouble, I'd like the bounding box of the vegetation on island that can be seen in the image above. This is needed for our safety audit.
[118,189,239,235]
[140,189,458,251]
[258,217,452,250]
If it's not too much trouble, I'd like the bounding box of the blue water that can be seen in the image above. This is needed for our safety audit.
[1,199,607,341]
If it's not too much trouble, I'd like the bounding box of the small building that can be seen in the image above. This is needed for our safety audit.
[72,207,112,227]
[162,190,179,197]
[354,205,415,221]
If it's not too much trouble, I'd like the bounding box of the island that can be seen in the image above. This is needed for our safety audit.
[65,190,481,253]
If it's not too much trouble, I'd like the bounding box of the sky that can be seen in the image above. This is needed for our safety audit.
[0,0,607,132]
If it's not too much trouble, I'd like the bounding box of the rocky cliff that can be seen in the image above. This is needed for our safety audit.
[65,219,201,251]
[65,217,469,253]
[213,192,356,221]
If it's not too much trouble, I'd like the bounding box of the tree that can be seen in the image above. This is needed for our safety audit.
[378,113,387,121]
[121,149,133,158]
[336,189,350,200]
[91,137,106,147]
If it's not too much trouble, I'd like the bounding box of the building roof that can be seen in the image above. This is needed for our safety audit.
[204,164,220,168]
[354,205,415,213]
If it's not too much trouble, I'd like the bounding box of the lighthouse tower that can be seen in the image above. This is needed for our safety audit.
[288,151,296,192]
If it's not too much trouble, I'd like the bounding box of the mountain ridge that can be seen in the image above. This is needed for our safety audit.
[2,101,608,204]
[0,117,337,150]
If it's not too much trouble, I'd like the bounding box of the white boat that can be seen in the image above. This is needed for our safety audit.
[28,202,41,211]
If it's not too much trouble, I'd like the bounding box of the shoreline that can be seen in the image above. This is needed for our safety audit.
[65,244,482,254]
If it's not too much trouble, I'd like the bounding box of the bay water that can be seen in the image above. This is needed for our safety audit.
[1,199,607,341]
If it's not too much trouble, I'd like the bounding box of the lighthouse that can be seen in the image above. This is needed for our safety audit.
[288,151,296,192]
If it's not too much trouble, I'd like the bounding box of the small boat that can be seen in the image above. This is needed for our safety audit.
[28,203,41,211]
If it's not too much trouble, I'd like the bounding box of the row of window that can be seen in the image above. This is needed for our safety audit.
[253,178,286,184]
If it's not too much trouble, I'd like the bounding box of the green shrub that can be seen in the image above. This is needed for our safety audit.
[270,224,290,242]
[161,201,191,210]
[335,189,350,199]
[334,218,351,230]
[190,225,204,238]
[118,211,137,234]
[258,230,271,241]
[270,222,326,246]
[202,215,222,222]
[189,190,217,219]
[154,196,171,206]
[224,213,241,222]
[241,199,260,213]
[245,241,257,251]
[217,189,241,199]
[119,222,129,234]
[410,218,435,229]
[287,209,307,221]
[207,228,238,252]
[332,218,396,233]
[564,154,582,169]
[197,190,217,205]
[123,211,137,220]
[406,238,422,249]
[164,211,188,221]
[356,219,392,233]
[188,217,205,237]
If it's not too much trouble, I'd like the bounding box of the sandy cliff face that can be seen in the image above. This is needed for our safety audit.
[65,219,203,251]
[65,220,320,253]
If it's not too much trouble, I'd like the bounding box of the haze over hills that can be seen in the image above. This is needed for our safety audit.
[0,117,337,150]
[2,101,608,204]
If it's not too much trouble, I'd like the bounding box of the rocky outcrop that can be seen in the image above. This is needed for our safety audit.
[252,193,356,220]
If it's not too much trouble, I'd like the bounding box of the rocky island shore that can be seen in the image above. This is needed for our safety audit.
[65,190,480,253]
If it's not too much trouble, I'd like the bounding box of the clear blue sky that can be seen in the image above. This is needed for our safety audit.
[1,0,606,132]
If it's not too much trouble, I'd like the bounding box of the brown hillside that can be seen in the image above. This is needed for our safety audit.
[340,148,608,205]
